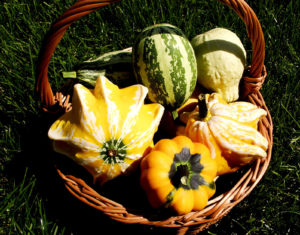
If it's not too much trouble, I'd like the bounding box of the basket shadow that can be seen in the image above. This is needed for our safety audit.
[2,112,182,234]
[4,110,251,235]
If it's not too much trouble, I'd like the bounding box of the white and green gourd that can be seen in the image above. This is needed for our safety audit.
[63,47,135,88]
[132,23,197,112]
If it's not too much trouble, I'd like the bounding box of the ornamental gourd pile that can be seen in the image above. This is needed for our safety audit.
[50,24,268,215]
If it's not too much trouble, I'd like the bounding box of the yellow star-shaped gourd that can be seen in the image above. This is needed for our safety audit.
[48,76,164,185]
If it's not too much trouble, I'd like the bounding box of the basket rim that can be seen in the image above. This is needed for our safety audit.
[54,89,273,231]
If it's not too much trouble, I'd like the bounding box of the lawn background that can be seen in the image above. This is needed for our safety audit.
[0,0,299,234]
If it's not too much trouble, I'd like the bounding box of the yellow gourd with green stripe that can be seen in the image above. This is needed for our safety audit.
[180,93,268,176]
[48,76,164,185]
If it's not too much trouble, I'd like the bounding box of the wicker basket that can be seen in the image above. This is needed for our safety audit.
[35,0,273,234]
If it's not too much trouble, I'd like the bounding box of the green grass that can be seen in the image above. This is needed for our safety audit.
[0,0,299,234]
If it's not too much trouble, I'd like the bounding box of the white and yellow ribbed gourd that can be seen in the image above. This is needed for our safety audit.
[48,76,164,185]
[180,93,268,176]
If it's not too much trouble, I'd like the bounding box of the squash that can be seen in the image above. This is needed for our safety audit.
[62,47,135,88]
[191,28,246,102]
[48,76,164,185]
[140,136,217,215]
[180,93,268,175]
[132,23,197,111]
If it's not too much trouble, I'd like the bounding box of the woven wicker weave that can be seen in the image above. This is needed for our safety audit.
[35,0,273,234]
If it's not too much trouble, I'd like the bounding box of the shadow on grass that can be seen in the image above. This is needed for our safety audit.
[2,112,182,234]
[4,110,257,235]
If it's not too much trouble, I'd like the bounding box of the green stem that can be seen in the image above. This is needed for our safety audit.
[62,71,77,79]
[171,110,179,120]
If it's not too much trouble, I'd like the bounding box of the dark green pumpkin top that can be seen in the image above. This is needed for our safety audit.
[168,147,215,190]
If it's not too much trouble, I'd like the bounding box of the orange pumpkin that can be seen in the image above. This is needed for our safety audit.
[140,136,217,215]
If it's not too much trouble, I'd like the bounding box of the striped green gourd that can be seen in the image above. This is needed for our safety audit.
[132,24,197,111]
[63,48,135,88]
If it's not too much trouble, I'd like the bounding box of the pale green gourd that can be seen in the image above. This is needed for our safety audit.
[191,28,246,102]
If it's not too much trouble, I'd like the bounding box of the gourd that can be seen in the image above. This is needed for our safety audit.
[48,76,164,185]
[140,136,217,215]
[191,28,246,102]
[180,93,268,175]
[62,47,135,88]
[132,23,197,111]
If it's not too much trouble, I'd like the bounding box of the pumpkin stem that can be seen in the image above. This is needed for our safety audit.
[198,94,208,119]
[171,164,189,188]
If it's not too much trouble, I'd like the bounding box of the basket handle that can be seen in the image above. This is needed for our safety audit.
[35,0,265,113]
